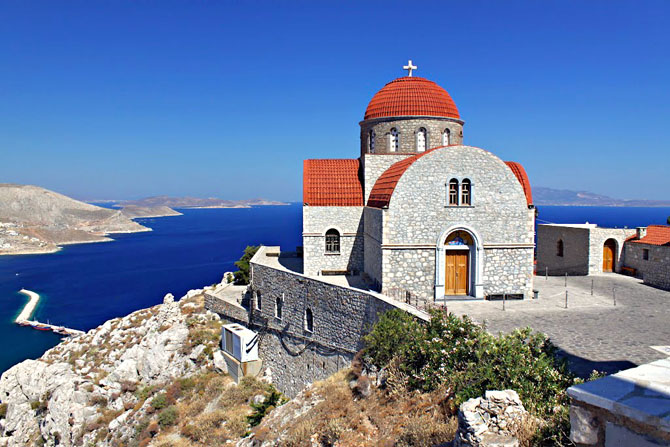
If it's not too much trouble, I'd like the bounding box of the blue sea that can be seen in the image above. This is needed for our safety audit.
[1,204,668,374]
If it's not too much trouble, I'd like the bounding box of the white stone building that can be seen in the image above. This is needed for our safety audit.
[302,64,536,302]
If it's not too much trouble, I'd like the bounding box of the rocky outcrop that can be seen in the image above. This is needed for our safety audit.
[454,390,530,447]
[0,184,150,255]
[0,288,222,447]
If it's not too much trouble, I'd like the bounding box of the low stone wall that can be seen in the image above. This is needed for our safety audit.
[204,292,249,325]
[568,358,670,446]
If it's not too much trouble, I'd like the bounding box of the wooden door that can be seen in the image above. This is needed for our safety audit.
[603,240,616,272]
[445,250,469,295]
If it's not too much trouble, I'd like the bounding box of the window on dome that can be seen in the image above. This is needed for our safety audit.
[443,128,450,146]
[448,179,459,205]
[416,128,427,152]
[461,179,471,205]
[275,296,282,320]
[389,128,399,152]
[369,130,376,153]
[325,229,340,253]
[557,240,564,257]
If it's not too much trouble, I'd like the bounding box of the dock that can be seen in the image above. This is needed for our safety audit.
[15,289,85,337]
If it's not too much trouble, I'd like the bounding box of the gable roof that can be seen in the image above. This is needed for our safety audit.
[631,225,670,246]
[505,161,533,206]
[303,159,363,206]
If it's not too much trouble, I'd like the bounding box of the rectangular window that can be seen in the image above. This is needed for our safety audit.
[643,249,649,260]
[325,233,340,253]
[461,181,471,205]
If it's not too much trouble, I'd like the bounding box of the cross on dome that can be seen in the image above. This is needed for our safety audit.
[403,60,417,77]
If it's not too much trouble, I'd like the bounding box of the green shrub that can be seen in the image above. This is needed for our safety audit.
[233,245,259,285]
[134,385,156,401]
[364,308,575,419]
[158,406,178,427]
[247,388,286,427]
[150,393,168,410]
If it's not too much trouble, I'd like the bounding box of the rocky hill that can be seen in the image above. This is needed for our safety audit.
[119,205,182,219]
[534,186,670,207]
[0,184,150,255]
[119,196,288,209]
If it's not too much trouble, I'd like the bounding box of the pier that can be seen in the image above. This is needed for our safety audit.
[15,289,85,337]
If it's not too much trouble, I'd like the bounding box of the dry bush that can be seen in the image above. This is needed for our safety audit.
[396,414,457,447]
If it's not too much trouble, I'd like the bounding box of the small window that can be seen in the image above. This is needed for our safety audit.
[443,128,450,146]
[448,179,459,205]
[416,127,427,152]
[461,179,471,205]
[643,249,649,260]
[275,296,282,319]
[255,291,262,310]
[304,308,314,332]
[557,240,564,257]
[389,128,399,152]
[369,130,375,153]
[325,229,340,253]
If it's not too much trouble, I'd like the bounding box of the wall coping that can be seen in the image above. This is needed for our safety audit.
[567,357,670,433]
[250,245,430,322]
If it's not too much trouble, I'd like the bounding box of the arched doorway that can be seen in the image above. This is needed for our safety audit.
[444,231,473,296]
[603,239,617,272]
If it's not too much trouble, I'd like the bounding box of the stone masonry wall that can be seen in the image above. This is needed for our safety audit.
[361,154,411,203]
[625,243,670,290]
[380,145,535,301]
[588,228,635,275]
[247,254,429,397]
[303,206,364,276]
[537,225,591,276]
[359,116,464,156]
[363,206,383,287]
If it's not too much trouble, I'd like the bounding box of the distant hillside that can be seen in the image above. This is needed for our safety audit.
[119,195,288,209]
[534,187,670,207]
[0,184,150,255]
[119,205,182,218]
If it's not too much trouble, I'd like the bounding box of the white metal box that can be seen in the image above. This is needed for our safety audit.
[221,323,259,363]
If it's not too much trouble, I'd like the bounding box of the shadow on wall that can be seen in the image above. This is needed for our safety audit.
[556,348,637,378]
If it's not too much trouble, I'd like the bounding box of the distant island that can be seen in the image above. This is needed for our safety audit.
[534,187,670,207]
[0,184,154,255]
[117,195,289,209]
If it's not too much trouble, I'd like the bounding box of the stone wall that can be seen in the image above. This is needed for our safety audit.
[588,228,635,274]
[379,145,535,301]
[537,225,591,276]
[359,116,464,156]
[361,154,411,203]
[302,206,364,276]
[363,206,383,287]
[625,243,670,290]
[243,247,429,397]
[568,358,670,446]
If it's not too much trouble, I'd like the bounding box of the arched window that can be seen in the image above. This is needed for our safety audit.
[275,296,282,319]
[368,130,376,153]
[448,179,459,205]
[416,127,427,152]
[255,291,262,310]
[389,128,399,152]
[304,308,314,332]
[443,128,450,146]
[325,229,340,253]
[557,240,564,257]
[461,179,471,205]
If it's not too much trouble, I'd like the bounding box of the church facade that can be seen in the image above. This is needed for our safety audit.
[303,64,535,301]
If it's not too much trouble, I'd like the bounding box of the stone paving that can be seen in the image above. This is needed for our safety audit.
[444,274,670,377]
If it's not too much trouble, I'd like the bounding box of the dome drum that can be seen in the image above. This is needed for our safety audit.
[360,117,463,155]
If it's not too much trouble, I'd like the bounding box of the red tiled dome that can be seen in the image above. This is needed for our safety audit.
[364,77,460,120]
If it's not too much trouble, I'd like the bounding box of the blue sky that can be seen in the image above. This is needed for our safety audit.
[1,1,668,201]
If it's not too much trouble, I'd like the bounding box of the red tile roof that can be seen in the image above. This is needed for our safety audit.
[505,161,533,206]
[631,225,670,246]
[364,77,460,120]
[303,159,363,206]
[367,147,441,208]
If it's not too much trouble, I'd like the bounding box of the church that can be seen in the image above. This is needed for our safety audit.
[302,62,535,302]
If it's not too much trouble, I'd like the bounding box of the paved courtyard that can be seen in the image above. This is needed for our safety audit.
[445,274,670,377]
